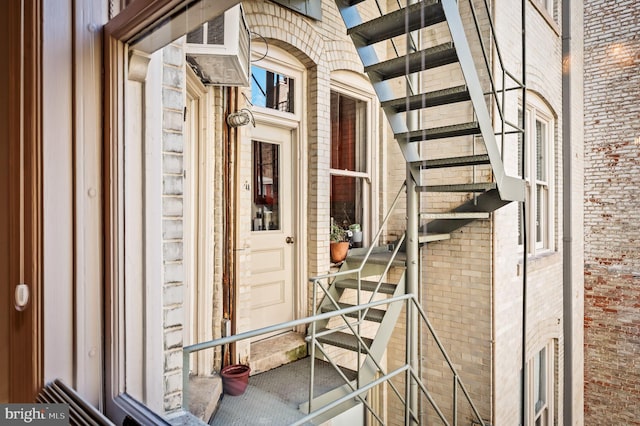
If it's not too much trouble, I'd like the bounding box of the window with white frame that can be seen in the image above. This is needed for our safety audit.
[330,78,376,245]
[534,0,557,21]
[518,96,555,254]
[526,342,555,426]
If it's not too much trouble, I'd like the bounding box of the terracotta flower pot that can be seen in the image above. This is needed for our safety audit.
[330,241,350,263]
[220,364,251,396]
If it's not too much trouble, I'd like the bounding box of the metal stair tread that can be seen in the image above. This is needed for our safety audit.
[320,303,386,323]
[420,212,490,219]
[365,43,457,81]
[413,154,490,169]
[397,121,480,143]
[347,251,406,267]
[416,182,497,192]
[381,85,470,113]
[315,329,374,353]
[347,0,444,46]
[334,278,398,295]
[418,233,451,243]
[423,189,511,234]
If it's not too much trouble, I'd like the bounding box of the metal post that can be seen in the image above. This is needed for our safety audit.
[520,0,527,424]
[405,0,420,422]
[309,279,318,413]
[406,163,420,426]
[182,350,190,410]
[453,375,458,426]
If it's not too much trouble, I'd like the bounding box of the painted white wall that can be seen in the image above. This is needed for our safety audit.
[43,0,74,388]
[43,0,106,407]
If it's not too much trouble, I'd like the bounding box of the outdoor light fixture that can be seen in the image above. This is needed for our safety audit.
[226,108,255,128]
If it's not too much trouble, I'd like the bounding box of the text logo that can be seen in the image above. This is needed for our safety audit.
[1,404,68,425]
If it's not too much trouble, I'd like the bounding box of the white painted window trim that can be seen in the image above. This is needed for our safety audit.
[526,341,555,426]
[528,0,560,36]
[250,43,305,123]
[519,94,555,256]
[184,66,217,376]
[329,72,379,246]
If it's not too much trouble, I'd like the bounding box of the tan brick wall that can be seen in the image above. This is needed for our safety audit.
[583,1,640,424]
[492,2,566,424]
[161,41,187,412]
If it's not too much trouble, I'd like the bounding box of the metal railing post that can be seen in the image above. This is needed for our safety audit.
[406,167,420,426]
[453,375,458,426]
[182,349,190,411]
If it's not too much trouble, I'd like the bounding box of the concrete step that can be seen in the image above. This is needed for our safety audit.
[250,332,307,375]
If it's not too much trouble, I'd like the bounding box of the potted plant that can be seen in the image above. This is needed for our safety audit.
[330,220,349,263]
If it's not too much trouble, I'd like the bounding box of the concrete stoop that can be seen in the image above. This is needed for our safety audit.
[250,331,308,375]
[179,375,223,424]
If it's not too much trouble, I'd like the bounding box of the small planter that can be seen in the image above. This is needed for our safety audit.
[330,241,350,263]
[220,364,251,396]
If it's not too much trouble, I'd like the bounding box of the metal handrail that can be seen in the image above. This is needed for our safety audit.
[460,0,526,155]
[308,181,407,411]
[309,181,407,285]
[182,293,485,425]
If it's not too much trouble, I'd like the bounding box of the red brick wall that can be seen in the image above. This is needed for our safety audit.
[583,1,640,424]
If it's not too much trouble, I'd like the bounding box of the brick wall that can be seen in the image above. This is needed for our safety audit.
[492,2,566,424]
[583,1,640,424]
[161,41,187,413]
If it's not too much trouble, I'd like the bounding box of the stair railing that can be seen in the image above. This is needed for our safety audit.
[308,181,407,409]
[181,293,486,425]
[455,0,526,156]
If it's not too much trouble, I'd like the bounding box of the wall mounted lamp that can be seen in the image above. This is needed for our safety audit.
[226,108,255,128]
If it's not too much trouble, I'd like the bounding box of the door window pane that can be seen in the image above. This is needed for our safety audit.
[253,140,280,231]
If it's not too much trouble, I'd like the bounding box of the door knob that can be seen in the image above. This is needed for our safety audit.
[285,236,294,244]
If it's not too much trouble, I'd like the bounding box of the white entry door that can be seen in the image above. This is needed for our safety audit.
[250,123,296,337]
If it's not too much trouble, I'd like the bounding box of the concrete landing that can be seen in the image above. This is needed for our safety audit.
[210,357,357,425]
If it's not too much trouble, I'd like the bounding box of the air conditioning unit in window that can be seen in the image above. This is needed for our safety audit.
[185,4,250,87]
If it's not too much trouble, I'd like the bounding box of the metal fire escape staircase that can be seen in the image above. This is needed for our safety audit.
[306,0,525,423]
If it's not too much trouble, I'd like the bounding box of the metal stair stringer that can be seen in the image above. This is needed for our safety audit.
[336,0,422,183]
[440,0,524,203]
[302,274,406,424]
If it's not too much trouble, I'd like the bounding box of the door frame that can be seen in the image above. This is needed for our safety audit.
[103,0,237,422]
[247,46,308,335]
[1,0,43,402]
[249,118,297,338]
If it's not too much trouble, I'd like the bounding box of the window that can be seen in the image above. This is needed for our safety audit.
[330,89,370,240]
[533,0,558,25]
[518,96,554,254]
[251,65,295,113]
[526,342,555,426]
[270,0,322,20]
[252,141,281,231]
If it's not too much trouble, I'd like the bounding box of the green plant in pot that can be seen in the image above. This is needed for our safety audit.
[330,221,349,263]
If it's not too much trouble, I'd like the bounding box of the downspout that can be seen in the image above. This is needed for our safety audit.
[561,0,574,423]
[223,87,238,365]
[520,0,527,424]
